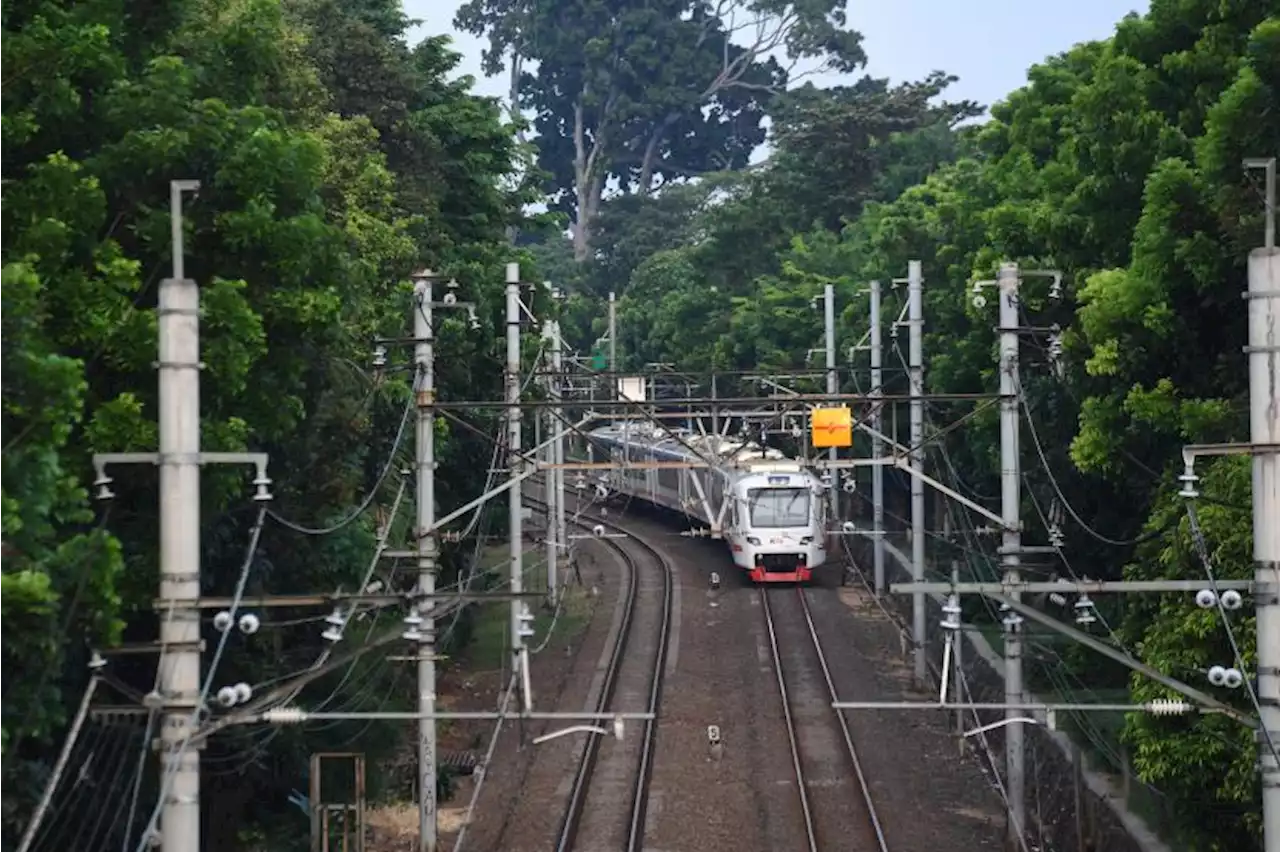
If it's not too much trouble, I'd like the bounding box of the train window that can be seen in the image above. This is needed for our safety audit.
[746,488,810,528]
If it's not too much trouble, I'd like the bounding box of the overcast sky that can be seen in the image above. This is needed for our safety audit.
[403,0,1151,115]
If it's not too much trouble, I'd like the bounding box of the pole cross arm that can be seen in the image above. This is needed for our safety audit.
[990,593,1253,725]
[892,580,1255,595]
[93,452,272,500]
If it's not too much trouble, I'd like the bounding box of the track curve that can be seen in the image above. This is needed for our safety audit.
[525,490,674,852]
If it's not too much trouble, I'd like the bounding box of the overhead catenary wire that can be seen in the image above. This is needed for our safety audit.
[267,393,415,536]
[1184,498,1279,764]
[450,672,520,852]
[8,507,116,760]
[131,504,269,852]
[118,598,181,852]
[1017,377,1173,547]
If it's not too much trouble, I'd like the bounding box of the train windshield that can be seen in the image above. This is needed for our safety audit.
[747,488,810,528]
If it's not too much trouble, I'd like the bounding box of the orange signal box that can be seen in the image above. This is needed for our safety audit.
[810,406,853,448]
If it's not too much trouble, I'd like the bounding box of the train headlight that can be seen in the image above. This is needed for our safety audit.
[746,536,761,546]
[800,536,813,545]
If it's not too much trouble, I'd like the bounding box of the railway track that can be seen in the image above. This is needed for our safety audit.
[761,586,889,851]
[525,489,674,852]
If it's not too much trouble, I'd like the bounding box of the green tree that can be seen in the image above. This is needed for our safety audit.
[455,0,865,259]
[1,0,537,845]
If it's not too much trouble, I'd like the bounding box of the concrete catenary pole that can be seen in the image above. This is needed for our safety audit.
[998,261,1026,849]
[824,284,840,517]
[550,318,566,603]
[1245,154,1278,850]
[412,270,439,852]
[506,264,525,688]
[608,291,618,396]
[870,279,886,595]
[907,260,927,686]
[160,178,202,852]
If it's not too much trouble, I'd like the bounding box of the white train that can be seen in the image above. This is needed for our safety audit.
[584,423,831,583]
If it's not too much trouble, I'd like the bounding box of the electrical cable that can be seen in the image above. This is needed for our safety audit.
[99,723,153,852]
[1022,471,1134,653]
[248,477,410,707]
[450,672,520,852]
[1015,314,1251,513]
[63,723,141,852]
[28,720,114,852]
[131,505,268,852]
[929,390,1230,837]
[267,394,414,536]
[1018,378,1172,547]
[33,718,148,852]
[1184,498,1279,764]
[117,709,159,852]
[8,507,115,759]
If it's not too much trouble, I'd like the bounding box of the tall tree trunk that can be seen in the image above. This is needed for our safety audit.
[638,113,678,195]
[571,96,609,262]
[571,84,618,261]
[572,99,591,261]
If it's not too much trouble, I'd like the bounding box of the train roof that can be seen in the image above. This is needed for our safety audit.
[587,422,805,470]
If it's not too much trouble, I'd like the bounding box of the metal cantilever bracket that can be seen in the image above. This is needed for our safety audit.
[93,452,273,501]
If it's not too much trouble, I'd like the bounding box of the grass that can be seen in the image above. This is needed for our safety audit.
[466,580,594,671]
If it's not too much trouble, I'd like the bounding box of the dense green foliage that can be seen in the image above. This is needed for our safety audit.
[1,0,539,847]
[530,1,1277,848]
[454,0,866,258]
[3,0,1276,849]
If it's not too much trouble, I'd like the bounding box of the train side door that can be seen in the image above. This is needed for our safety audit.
[610,444,624,491]
[815,486,828,549]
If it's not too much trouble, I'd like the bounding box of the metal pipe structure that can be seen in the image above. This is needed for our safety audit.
[1248,244,1280,851]
[908,260,926,687]
[998,261,1026,850]
[870,279,885,595]
[824,284,839,517]
[417,392,1000,410]
[829,701,1201,714]
[260,710,655,723]
[160,179,202,852]
[550,319,566,603]
[892,579,1255,594]
[608,291,618,396]
[412,272,438,852]
[506,264,525,696]
[15,676,101,852]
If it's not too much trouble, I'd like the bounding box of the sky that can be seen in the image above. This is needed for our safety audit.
[404,0,1152,117]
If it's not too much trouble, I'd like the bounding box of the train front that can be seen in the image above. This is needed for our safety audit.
[735,473,824,583]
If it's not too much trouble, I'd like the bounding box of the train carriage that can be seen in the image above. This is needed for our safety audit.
[584,423,830,583]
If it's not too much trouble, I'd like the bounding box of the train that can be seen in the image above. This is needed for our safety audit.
[583,422,831,583]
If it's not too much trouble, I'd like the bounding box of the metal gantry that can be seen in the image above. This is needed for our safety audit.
[43,157,1280,852]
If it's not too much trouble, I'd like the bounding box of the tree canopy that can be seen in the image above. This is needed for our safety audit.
[2,0,1276,849]
[2,0,538,847]
[455,0,866,258]
[542,2,1277,848]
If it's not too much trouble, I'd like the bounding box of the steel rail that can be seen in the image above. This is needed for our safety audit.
[797,587,890,851]
[526,486,674,852]
[623,514,673,852]
[761,589,820,851]
[762,586,891,851]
